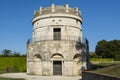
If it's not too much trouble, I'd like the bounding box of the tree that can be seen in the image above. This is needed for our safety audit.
[109,40,120,60]
[95,40,120,60]
[1,49,12,57]
[89,52,98,58]
[12,51,21,57]
[0,49,26,57]
[95,40,110,58]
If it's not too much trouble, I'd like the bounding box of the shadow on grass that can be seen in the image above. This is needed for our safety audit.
[88,61,120,71]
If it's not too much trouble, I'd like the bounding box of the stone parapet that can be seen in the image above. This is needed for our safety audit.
[33,4,82,19]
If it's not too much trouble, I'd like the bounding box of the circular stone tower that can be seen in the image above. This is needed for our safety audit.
[27,4,85,76]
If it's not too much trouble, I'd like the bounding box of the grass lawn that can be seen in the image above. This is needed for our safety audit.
[90,58,114,61]
[93,64,120,77]
[95,61,120,67]
[90,61,120,70]
[0,77,25,80]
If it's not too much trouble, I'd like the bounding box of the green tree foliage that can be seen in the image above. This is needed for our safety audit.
[0,49,26,57]
[12,51,21,57]
[95,40,109,58]
[95,40,120,60]
[1,49,12,57]
[89,52,98,58]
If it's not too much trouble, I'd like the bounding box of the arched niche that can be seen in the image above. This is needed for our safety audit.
[33,54,42,62]
[73,54,82,76]
[31,54,42,75]
[73,54,81,62]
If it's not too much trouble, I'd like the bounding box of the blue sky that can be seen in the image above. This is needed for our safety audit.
[0,0,120,54]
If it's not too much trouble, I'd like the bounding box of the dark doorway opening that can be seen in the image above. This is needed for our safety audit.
[53,28,61,40]
[53,61,62,75]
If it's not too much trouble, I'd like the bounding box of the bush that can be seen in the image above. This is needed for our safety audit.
[0,57,26,73]
[114,53,120,61]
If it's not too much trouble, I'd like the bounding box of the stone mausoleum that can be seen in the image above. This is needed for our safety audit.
[27,4,89,76]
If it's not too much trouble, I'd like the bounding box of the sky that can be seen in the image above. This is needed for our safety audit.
[0,0,120,54]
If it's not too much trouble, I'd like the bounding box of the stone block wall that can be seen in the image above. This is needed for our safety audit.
[27,41,82,76]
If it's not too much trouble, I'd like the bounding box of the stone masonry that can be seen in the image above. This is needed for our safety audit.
[27,4,88,76]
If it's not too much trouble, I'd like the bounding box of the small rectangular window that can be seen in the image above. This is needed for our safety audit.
[53,28,61,40]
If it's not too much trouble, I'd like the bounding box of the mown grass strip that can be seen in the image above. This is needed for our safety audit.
[90,58,114,61]
[0,77,25,80]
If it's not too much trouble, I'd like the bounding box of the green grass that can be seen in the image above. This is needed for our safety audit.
[0,57,26,73]
[90,58,114,61]
[93,64,120,77]
[0,77,25,80]
[89,61,120,71]
[95,61,120,67]
[91,61,120,77]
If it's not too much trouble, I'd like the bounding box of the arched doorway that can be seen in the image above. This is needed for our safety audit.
[51,54,64,75]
